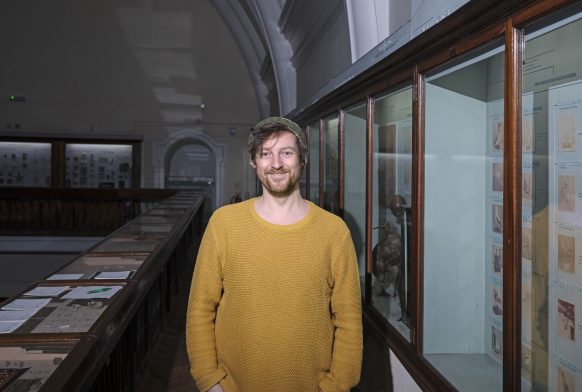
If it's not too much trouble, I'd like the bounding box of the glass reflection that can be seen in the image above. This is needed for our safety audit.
[308,121,320,204]
[300,126,308,196]
[372,87,412,341]
[522,11,582,391]
[423,43,504,391]
[323,116,340,215]
[344,103,367,285]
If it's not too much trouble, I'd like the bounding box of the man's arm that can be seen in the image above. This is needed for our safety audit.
[320,229,363,392]
[186,216,227,392]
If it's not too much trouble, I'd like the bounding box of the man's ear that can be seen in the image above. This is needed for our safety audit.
[249,159,256,168]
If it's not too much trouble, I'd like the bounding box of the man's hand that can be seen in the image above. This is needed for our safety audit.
[208,384,224,392]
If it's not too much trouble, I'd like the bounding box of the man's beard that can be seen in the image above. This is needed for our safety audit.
[260,169,300,198]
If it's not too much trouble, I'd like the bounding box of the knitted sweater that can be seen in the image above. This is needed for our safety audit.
[186,198,363,392]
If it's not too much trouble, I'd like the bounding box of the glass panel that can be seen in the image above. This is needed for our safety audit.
[323,116,340,214]
[423,43,504,391]
[344,102,367,288]
[308,122,320,204]
[372,87,413,341]
[0,341,78,390]
[300,126,308,196]
[58,253,148,280]
[0,142,51,187]
[66,143,133,188]
[522,11,582,391]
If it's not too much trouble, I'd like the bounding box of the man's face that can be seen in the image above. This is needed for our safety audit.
[253,131,302,198]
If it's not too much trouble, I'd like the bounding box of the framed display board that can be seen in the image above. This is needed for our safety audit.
[0,133,141,188]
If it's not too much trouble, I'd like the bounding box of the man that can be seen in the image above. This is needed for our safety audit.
[186,117,363,392]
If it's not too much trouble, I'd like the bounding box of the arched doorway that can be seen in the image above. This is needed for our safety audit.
[165,142,217,212]
[152,129,225,215]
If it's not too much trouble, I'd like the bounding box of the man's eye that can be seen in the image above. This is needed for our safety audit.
[282,151,294,156]
[260,151,271,158]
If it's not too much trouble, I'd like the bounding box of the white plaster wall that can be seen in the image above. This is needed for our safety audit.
[0,0,259,208]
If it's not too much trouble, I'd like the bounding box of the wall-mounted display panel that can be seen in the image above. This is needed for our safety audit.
[323,116,340,214]
[372,87,413,341]
[522,11,582,391]
[65,143,133,188]
[423,42,505,391]
[344,103,368,283]
[0,142,51,187]
[308,122,320,204]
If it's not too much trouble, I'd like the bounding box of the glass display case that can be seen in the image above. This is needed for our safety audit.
[56,253,149,280]
[522,11,582,391]
[65,143,133,188]
[92,236,162,253]
[0,142,51,187]
[300,126,308,196]
[291,1,582,391]
[323,116,340,214]
[0,341,78,391]
[372,87,413,341]
[423,42,505,391]
[0,283,125,334]
[344,102,367,281]
[308,121,320,204]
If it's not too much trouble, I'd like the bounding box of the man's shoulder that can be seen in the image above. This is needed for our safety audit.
[210,198,253,223]
[309,202,349,232]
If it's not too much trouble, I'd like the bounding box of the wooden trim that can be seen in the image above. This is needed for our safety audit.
[319,118,324,205]
[291,0,538,125]
[503,19,523,392]
[305,125,311,200]
[412,66,424,353]
[365,97,373,305]
[363,310,455,391]
[338,109,345,216]
[0,188,176,200]
[132,142,142,188]
[417,20,506,74]
[52,141,65,188]
[513,0,579,27]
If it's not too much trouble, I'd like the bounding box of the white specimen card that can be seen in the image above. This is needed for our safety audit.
[62,286,122,299]
[0,320,26,334]
[2,298,51,311]
[46,273,84,280]
[94,271,133,280]
[23,286,70,297]
[0,309,38,322]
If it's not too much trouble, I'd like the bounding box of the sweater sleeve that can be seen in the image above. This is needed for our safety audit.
[186,215,227,392]
[319,228,363,392]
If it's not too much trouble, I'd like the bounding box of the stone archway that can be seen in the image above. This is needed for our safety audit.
[152,128,225,207]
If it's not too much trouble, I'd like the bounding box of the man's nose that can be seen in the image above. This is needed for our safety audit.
[271,154,283,169]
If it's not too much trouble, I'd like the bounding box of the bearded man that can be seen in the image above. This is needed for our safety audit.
[186,117,362,392]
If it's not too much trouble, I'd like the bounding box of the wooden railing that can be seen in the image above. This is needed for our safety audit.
[0,188,175,235]
[0,190,204,392]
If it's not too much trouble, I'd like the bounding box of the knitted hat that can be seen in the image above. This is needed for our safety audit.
[249,117,306,148]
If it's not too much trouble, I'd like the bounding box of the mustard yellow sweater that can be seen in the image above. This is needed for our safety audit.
[186,198,362,392]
